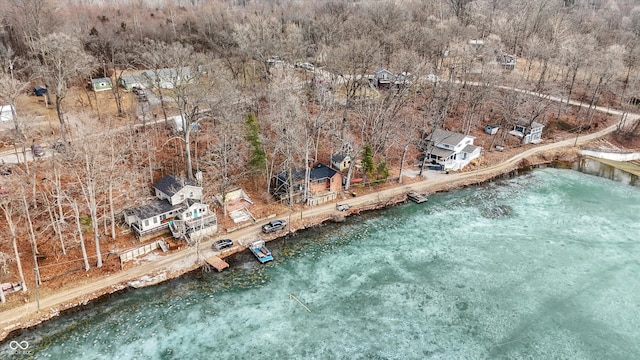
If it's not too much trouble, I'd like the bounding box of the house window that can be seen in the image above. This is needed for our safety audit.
[190,191,193,198]
[153,217,158,224]
[515,125,526,133]
[144,219,149,227]
[180,194,185,200]
[451,153,457,160]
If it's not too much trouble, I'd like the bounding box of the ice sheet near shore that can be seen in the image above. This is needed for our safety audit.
[2,168,640,359]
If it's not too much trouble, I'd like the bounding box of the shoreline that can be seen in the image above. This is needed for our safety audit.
[0,149,579,343]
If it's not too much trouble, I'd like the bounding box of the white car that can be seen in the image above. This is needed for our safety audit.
[296,62,315,71]
[427,74,440,83]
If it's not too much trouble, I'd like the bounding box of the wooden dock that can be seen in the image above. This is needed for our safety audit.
[407,191,428,204]
[205,256,229,272]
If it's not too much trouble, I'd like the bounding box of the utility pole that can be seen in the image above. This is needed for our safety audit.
[34,267,40,312]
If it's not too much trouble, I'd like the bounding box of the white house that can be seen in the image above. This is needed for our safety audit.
[0,104,16,122]
[424,129,482,171]
[510,119,544,144]
[153,174,202,205]
[143,67,193,89]
[330,153,352,172]
[118,75,146,91]
[123,200,184,238]
[169,200,218,242]
[124,175,205,240]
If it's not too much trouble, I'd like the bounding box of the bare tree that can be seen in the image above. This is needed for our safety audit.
[73,120,106,268]
[71,201,90,271]
[6,0,61,56]
[0,198,27,292]
[34,33,95,135]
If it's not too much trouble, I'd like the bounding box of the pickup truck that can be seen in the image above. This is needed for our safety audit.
[261,219,287,234]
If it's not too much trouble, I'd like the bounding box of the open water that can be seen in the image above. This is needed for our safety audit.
[2,168,640,359]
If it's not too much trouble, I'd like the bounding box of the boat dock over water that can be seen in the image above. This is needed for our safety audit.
[205,256,229,272]
[407,191,428,203]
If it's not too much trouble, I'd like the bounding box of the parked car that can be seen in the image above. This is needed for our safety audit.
[426,74,440,83]
[132,86,148,101]
[295,62,314,71]
[336,204,351,211]
[33,86,48,97]
[31,143,45,157]
[261,219,287,234]
[213,238,233,251]
[132,86,145,95]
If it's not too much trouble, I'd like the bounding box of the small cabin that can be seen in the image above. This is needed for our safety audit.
[119,76,146,91]
[510,119,544,144]
[91,78,113,92]
[485,124,499,135]
[330,153,352,172]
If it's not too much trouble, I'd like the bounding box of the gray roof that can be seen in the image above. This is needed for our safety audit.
[531,121,544,129]
[91,77,112,85]
[120,75,145,84]
[143,67,192,81]
[430,129,470,147]
[428,147,454,159]
[124,200,183,220]
[153,175,198,197]
[462,144,480,154]
[331,153,348,163]
[515,118,544,129]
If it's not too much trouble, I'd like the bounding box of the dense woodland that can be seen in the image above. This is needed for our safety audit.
[1,0,640,302]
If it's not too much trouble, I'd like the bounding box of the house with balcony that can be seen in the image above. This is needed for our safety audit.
[124,175,214,241]
[168,200,218,244]
[123,200,184,240]
[424,129,482,171]
[371,67,413,90]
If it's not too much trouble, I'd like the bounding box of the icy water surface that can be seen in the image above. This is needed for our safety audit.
[2,168,640,359]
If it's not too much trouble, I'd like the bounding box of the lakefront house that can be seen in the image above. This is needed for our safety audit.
[424,129,482,171]
[123,175,216,241]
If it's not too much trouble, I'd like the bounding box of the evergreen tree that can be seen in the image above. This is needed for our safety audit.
[362,145,374,180]
[245,113,266,173]
[376,161,389,180]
